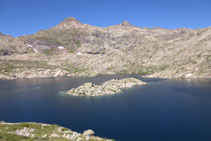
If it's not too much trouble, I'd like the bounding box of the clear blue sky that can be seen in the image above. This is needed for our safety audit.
[0,0,211,37]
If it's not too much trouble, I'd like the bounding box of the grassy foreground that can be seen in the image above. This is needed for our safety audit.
[0,121,113,141]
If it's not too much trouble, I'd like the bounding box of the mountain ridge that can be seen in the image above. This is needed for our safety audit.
[0,17,210,79]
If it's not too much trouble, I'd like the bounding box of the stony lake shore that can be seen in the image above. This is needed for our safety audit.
[0,121,113,141]
[61,78,146,96]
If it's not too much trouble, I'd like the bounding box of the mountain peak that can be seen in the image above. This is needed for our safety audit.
[62,17,81,24]
[56,17,83,29]
[120,20,133,27]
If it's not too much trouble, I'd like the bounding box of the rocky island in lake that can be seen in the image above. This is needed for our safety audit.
[62,78,146,96]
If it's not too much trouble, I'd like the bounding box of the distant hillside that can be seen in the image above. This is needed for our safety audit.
[0,17,210,79]
[0,33,34,55]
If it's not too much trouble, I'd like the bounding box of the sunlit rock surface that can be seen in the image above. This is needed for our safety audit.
[63,78,146,96]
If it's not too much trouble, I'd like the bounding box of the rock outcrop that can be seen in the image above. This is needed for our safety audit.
[63,78,146,96]
[0,121,113,141]
[83,129,95,137]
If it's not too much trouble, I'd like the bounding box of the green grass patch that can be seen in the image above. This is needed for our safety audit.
[0,60,56,72]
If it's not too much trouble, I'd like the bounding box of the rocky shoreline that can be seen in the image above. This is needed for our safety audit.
[0,121,113,141]
[62,78,146,96]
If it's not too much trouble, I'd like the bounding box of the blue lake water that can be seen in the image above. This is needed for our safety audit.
[0,75,211,141]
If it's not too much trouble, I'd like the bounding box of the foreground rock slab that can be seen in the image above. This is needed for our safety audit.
[62,78,146,96]
[0,121,113,141]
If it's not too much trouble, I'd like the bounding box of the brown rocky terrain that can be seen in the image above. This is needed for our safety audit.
[0,33,34,55]
[0,17,210,79]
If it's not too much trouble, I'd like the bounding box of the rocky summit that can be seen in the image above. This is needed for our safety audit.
[0,17,211,79]
[62,78,146,96]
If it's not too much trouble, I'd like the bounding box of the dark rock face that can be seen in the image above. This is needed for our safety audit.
[29,40,60,51]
